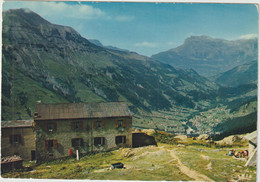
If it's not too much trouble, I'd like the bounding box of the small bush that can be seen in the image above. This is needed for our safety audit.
[152,131,179,144]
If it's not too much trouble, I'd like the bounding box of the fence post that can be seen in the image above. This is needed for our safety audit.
[76,150,79,160]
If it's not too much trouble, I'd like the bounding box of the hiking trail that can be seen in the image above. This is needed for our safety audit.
[167,148,214,182]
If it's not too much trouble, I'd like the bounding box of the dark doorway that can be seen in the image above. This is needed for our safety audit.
[31,150,36,161]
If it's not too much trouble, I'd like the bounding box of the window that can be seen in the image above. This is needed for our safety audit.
[96,121,102,128]
[45,140,58,150]
[94,121,105,129]
[48,123,56,132]
[71,121,83,131]
[94,137,105,146]
[9,134,21,144]
[86,124,91,131]
[48,140,53,148]
[115,120,127,128]
[45,123,57,132]
[115,136,126,145]
[72,138,83,147]
[74,122,80,131]
[118,120,123,128]
[47,123,54,131]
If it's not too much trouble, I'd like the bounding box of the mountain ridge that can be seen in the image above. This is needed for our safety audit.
[89,39,130,52]
[213,60,257,87]
[152,35,258,77]
[1,8,257,136]
[2,8,218,121]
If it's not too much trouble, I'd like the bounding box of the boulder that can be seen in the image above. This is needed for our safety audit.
[198,134,211,140]
[216,135,245,145]
[141,129,156,136]
[174,135,187,141]
[177,144,186,147]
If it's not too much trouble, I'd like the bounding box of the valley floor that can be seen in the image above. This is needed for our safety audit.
[2,143,256,181]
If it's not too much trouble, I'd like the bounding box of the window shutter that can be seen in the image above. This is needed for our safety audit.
[124,136,126,143]
[102,137,105,145]
[53,140,58,148]
[53,123,57,131]
[9,135,13,144]
[86,124,90,131]
[45,140,48,150]
[102,121,105,129]
[94,121,97,129]
[123,120,127,128]
[71,139,74,147]
[115,120,119,128]
[80,121,83,130]
[71,122,74,130]
[94,138,97,145]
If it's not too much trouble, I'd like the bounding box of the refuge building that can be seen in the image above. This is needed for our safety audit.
[1,120,36,161]
[34,102,132,162]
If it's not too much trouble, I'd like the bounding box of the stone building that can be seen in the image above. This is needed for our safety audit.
[34,102,132,162]
[1,120,36,161]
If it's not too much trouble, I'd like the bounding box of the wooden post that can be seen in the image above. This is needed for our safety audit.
[76,150,79,160]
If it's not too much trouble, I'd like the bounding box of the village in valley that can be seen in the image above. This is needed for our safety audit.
[1,2,258,181]
[1,101,257,181]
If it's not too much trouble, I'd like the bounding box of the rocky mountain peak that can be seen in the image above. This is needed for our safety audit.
[152,35,257,77]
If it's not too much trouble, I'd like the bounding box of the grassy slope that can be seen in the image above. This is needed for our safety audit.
[175,145,256,181]
[2,145,191,181]
[1,67,69,120]
[2,132,256,181]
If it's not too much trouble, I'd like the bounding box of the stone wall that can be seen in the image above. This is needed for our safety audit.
[1,127,36,161]
[35,117,132,162]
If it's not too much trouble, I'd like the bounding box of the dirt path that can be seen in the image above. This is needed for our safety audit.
[168,149,214,182]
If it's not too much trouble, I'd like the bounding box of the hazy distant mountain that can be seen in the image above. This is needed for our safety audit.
[89,39,130,52]
[2,9,217,121]
[152,35,257,77]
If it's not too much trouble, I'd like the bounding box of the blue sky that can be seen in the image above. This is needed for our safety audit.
[3,2,258,56]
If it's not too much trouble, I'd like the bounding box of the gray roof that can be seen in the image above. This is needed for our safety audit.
[35,102,132,121]
[244,130,257,145]
[1,120,34,128]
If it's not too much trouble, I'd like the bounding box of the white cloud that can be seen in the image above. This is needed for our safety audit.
[3,2,134,22]
[238,33,258,40]
[3,1,106,20]
[134,41,158,48]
